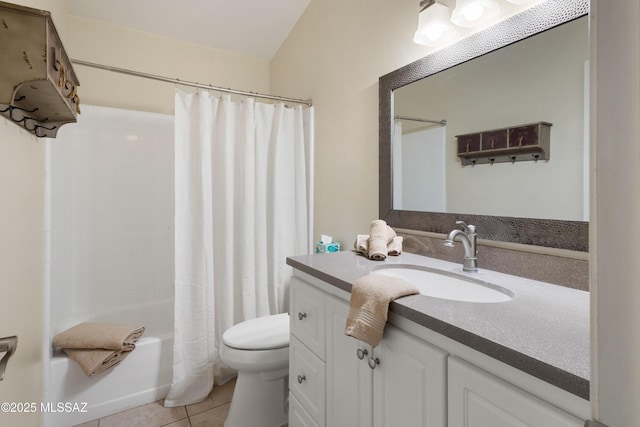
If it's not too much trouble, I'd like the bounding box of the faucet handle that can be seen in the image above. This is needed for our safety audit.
[455,221,476,233]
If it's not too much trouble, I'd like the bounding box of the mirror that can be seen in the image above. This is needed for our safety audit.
[379,0,589,251]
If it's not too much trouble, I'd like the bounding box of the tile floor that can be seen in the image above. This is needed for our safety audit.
[74,379,237,427]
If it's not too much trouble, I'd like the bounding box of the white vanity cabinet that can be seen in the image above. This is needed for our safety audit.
[291,273,448,427]
[448,357,584,427]
[289,269,588,427]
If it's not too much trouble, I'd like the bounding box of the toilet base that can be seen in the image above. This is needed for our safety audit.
[224,371,288,427]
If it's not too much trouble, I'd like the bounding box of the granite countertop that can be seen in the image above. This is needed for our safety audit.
[286,250,590,400]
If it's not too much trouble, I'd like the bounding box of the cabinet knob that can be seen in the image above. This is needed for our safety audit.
[298,312,307,320]
[297,374,306,384]
[356,348,368,360]
[368,357,380,370]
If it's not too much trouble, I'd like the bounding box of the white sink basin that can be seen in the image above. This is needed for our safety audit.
[371,266,512,303]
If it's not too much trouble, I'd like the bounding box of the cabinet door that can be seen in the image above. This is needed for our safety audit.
[290,276,326,358]
[373,324,448,427]
[448,357,584,427]
[290,335,325,426]
[326,296,373,427]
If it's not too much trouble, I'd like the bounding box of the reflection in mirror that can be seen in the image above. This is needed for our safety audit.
[393,118,447,212]
[393,17,588,221]
[379,0,589,251]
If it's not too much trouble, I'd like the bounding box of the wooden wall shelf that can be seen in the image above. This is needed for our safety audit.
[456,122,552,166]
[0,1,80,138]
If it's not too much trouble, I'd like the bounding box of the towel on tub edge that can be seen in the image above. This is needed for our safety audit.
[52,322,145,351]
[52,322,145,377]
[344,273,418,347]
[63,348,131,377]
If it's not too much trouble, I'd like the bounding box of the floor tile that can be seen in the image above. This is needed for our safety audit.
[186,377,236,417]
[164,418,191,427]
[188,402,230,427]
[98,399,188,427]
[73,421,99,427]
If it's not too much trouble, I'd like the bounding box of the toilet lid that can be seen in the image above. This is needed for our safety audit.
[222,313,290,350]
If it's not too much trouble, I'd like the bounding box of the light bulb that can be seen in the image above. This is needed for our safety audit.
[462,3,483,21]
[451,0,500,28]
[425,25,445,41]
[413,1,455,46]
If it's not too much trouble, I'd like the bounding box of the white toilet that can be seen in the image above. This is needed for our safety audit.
[220,313,290,427]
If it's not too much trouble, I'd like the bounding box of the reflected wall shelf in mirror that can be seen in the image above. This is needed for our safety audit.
[457,122,552,166]
[379,0,589,251]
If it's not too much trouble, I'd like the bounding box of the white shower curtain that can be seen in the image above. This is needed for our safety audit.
[165,91,314,406]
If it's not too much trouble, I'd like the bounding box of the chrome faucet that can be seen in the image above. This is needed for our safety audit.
[444,221,478,272]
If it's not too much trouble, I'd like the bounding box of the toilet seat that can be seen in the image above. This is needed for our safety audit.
[220,312,290,427]
[222,312,289,350]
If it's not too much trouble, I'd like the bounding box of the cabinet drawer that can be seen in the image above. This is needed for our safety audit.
[289,393,321,427]
[290,335,326,426]
[290,276,326,358]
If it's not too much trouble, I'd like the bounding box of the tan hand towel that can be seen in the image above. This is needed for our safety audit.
[64,348,132,377]
[53,322,145,351]
[354,234,370,256]
[387,236,403,256]
[355,234,403,257]
[344,273,418,347]
[368,220,396,261]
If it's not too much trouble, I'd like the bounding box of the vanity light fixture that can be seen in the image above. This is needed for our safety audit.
[413,0,456,46]
[451,0,501,28]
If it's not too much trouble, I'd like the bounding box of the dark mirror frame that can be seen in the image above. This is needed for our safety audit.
[379,0,589,252]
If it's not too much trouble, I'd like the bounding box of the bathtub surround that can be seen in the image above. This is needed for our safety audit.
[166,91,314,406]
[47,105,175,426]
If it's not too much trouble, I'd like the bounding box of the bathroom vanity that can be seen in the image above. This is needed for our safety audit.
[287,251,590,427]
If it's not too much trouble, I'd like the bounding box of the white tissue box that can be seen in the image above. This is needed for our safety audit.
[315,241,340,253]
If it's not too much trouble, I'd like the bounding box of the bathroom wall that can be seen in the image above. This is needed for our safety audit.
[67,15,271,115]
[270,0,431,246]
[269,0,537,248]
[0,2,68,426]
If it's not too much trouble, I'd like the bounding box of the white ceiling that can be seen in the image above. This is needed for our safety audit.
[68,0,311,61]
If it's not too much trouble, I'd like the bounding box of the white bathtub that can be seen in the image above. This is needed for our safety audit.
[45,300,174,427]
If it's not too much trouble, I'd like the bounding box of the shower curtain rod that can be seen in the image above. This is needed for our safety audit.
[395,115,446,126]
[71,59,313,107]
